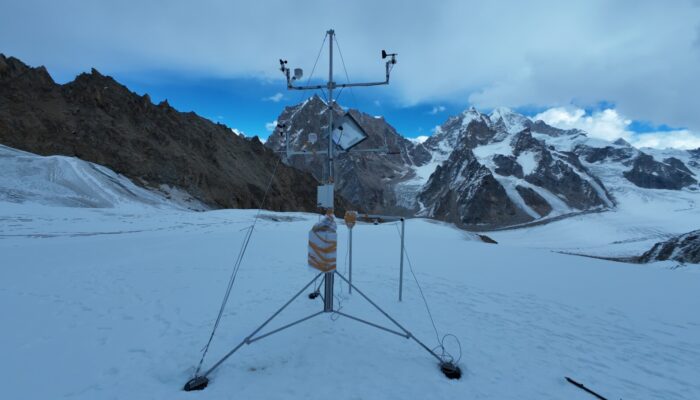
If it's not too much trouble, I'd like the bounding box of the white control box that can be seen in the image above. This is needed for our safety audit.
[317,184,334,209]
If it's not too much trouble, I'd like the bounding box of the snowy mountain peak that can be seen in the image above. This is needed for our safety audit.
[489,107,532,134]
[489,106,514,119]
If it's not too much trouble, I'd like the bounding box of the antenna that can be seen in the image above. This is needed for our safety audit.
[279,29,398,210]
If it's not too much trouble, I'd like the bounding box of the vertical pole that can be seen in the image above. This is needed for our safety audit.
[323,271,334,312]
[399,217,405,302]
[349,227,353,294]
[327,29,334,188]
[325,29,336,312]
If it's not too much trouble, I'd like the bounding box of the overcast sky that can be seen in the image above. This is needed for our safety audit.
[2,0,700,148]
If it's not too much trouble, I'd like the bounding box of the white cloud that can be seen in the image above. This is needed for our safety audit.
[264,92,284,102]
[633,130,700,150]
[265,120,278,132]
[429,105,446,115]
[534,107,700,150]
[534,107,632,142]
[4,1,700,132]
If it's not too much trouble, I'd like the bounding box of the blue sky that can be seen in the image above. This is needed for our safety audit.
[2,0,700,148]
[113,72,467,140]
[111,71,687,145]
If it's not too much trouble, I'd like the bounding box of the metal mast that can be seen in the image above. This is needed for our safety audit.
[327,29,335,185]
[280,29,397,313]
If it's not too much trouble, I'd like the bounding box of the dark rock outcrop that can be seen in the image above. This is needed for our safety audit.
[493,154,524,178]
[515,186,552,217]
[640,230,700,264]
[623,154,697,190]
[575,144,637,164]
[0,54,327,212]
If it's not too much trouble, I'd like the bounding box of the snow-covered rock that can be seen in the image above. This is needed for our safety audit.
[640,230,700,264]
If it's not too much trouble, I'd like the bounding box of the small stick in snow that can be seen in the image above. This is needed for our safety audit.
[565,377,609,400]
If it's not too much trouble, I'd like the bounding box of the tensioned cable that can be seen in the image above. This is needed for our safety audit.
[194,156,282,376]
[332,34,359,110]
[294,32,328,105]
[392,223,462,364]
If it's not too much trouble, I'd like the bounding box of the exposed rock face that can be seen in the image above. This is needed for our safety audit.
[575,144,638,164]
[265,95,429,214]
[0,54,324,211]
[417,145,532,229]
[515,186,552,217]
[493,154,523,178]
[511,131,611,210]
[530,120,584,138]
[664,157,695,176]
[640,230,700,264]
[623,154,697,190]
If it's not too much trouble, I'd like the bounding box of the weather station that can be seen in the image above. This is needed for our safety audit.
[183,29,462,392]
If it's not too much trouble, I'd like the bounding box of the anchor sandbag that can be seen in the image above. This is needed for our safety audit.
[308,215,337,272]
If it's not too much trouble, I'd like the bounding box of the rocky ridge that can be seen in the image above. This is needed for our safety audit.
[0,54,327,212]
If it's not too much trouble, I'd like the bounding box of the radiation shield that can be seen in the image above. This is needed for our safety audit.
[332,113,368,151]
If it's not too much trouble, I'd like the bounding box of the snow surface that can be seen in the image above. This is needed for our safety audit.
[2,201,700,399]
[488,176,700,259]
[2,144,700,399]
[516,151,538,176]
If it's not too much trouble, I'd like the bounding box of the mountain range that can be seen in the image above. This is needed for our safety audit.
[266,95,699,230]
[2,54,699,262]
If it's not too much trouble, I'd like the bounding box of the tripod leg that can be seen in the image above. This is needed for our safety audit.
[196,272,323,380]
[333,270,443,363]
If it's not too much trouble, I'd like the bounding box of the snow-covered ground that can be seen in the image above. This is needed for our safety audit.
[2,143,699,399]
[2,201,700,399]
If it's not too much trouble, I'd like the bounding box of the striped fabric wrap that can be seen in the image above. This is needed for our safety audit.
[308,215,337,272]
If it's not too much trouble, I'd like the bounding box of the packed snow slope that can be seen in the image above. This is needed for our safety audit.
[0,144,206,210]
[484,136,700,260]
[2,202,700,399]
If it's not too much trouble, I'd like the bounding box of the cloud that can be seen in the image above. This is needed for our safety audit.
[2,1,700,132]
[534,107,632,142]
[264,92,284,102]
[429,105,446,115]
[633,130,700,150]
[265,120,278,132]
[534,107,700,150]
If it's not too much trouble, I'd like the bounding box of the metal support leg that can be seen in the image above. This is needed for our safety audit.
[247,311,323,343]
[334,270,443,363]
[348,228,353,294]
[201,272,323,378]
[334,311,409,338]
[323,271,334,312]
[399,218,405,302]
